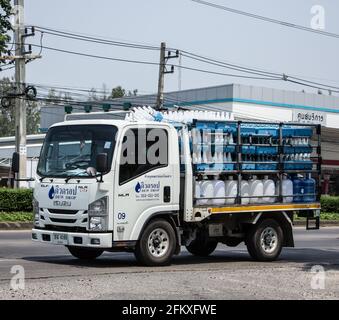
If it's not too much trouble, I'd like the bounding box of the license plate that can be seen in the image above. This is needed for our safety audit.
[53,233,68,245]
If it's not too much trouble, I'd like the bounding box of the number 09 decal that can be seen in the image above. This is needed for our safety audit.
[118,212,126,220]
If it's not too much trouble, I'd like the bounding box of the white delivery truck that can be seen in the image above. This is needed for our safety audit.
[25,107,321,266]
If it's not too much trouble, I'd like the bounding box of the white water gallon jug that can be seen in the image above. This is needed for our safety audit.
[249,175,264,204]
[263,175,276,203]
[200,179,214,205]
[212,176,226,205]
[195,181,202,205]
[241,180,250,205]
[225,176,238,205]
[276,175,293,203]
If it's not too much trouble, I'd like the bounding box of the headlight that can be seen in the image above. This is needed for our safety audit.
[32,198,39,226]
[89,216,107,232]
[88,197,108,231]
[88,197,108,216]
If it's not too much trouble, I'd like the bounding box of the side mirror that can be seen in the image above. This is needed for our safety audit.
[96,153,108,173]
[11,152,20,173]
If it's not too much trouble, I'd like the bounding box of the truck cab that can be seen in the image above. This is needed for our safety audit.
[32,118,181,265]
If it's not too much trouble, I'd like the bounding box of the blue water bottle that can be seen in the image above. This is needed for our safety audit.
[293,175,304,203]
[303,174,316,203]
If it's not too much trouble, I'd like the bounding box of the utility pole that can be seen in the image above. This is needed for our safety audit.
[14,0,26,188]
[156,42,179,110]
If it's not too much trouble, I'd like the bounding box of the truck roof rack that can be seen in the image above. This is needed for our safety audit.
[64,110,130,121]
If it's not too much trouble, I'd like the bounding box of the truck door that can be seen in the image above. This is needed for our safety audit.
[113,125,179,242]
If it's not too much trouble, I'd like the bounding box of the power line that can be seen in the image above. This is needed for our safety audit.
[22,25,339,93]
[33,26,160,51]
[29,26,339,87]
[27,43,286,81]
[180,51,281,79]
[179,50,339,92]
[189,0,339,39]
[29,24,160,49]
[28,43,160,66]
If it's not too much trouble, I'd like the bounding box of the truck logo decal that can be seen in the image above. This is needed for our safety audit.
[48,185,79,202]
[135,181,160,201]
[48,186,55,199]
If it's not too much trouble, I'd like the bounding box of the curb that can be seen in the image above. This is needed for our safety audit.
[293,220,339,227]
[0,222,33,230]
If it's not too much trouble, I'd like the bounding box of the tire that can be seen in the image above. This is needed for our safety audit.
[246,218,283,261]
[134,219,176,266]
[67,246,103,260]
[186,236,218,257]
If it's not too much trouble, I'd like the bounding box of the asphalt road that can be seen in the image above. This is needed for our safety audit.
[0,227,338,300]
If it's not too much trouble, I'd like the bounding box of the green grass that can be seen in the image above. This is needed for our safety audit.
[0,212,33,222]
[294,212,339,221]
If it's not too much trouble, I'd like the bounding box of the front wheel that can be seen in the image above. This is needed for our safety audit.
[246,219,283,261]
[134,219,176,266]
[67,246,103,260]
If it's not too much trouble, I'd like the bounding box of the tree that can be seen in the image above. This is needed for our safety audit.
[110,86,138,99]
[0,77,40,137]
[127,89,138,97]
[111,86,125,99]
[0,0,12,60]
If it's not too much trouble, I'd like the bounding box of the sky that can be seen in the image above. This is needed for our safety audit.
[3,0,339,97]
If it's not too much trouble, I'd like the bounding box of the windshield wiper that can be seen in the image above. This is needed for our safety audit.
[64,171,92,183]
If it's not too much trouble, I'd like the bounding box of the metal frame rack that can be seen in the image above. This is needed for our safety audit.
[186,120,322,206]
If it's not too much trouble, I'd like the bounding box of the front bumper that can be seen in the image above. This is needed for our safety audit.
[31,228,113,248]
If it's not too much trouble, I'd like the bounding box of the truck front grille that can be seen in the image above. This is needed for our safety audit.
[47,209,80,215]
[42,225,87,233]
[50,218,77,224]
[40,208,88,230]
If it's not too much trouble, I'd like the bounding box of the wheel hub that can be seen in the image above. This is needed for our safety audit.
[148,228,169,258]
[260,227,278,254]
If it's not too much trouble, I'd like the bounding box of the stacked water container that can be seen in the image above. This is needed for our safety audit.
[192,120,236,172]
[293,174,316,203]
[283,126,313,171]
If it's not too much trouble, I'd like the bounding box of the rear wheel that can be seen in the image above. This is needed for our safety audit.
[134,219,176,266]
[67,246,103,260]
[246,219,283,261]
[186,235,218,257]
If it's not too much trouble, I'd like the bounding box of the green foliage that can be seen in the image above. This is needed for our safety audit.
[320,212,339,220]
[0,0,12,57]
[0,77,40,137]
[111,86,138,99]
[0,188,33,211]
[0,211,33,222]
[111,86,125,98]
[320,196,339,214]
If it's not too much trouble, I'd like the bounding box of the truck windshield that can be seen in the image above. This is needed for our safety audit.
[37,124,118,178]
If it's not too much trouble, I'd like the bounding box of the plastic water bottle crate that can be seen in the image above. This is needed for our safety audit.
[255,163,278,170]
[241,146,256,154]
[284,161,313,170]
[194,163,234,172]
[256,146,278,154]
[241,163,256,170]
[283,146,312,154]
